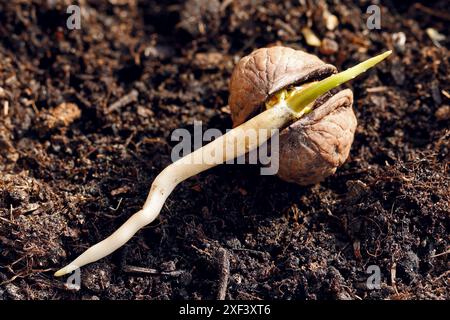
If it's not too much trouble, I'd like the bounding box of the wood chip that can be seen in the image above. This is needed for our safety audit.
[301,27,321,47]
[216,248,230,300]
[107,89,138,113]
[111,186,131,196]
[39,102,81,133]
[426,28,445,48]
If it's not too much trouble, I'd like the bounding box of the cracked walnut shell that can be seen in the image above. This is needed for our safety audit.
[229,46,357,185]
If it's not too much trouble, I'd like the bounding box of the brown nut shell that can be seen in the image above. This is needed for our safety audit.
[229,46,357,185]
[276,89,356,185]
[229,46,337,126]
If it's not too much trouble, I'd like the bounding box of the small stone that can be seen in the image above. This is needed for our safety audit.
[392,32,406,53]
[323,10,339,31]
[320,38,339,55]
[302,27,321,47]
[435,105,450,121]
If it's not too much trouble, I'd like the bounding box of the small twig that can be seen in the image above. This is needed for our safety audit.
[0,268,53,286]
[442,90,450,99]
[232,248,265,256]
[109,198,123,211]
[236,290,262,300]
[107,89,138,113]
[3,100,9,116]
[366,86,388,93]
[414,3,450,21]
[123,265,158,274]
[123,265,184,277]
[430,248,450,258]
[124,130,137,148]
[0,216,18,226]
[434,270,450,281]
[390,262,398,295]
[216,248,230,300]
[191,244,213,258]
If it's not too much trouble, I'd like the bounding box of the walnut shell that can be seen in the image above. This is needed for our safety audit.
[230,46,337,125]
[229,46,357,185]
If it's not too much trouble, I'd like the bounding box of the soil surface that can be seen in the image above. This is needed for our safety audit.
[0,0,448,300]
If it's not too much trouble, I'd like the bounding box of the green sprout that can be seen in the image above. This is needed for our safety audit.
[286,50,392,113]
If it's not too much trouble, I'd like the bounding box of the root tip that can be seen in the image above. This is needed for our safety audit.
[54,264,78,277]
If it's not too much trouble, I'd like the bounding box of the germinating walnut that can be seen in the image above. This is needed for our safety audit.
[229,46,357,185]
[55,48,390,277]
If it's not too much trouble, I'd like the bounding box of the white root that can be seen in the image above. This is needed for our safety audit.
[55,102,297,276]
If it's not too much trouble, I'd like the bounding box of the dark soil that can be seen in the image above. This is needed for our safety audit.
[0,0,448,300]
